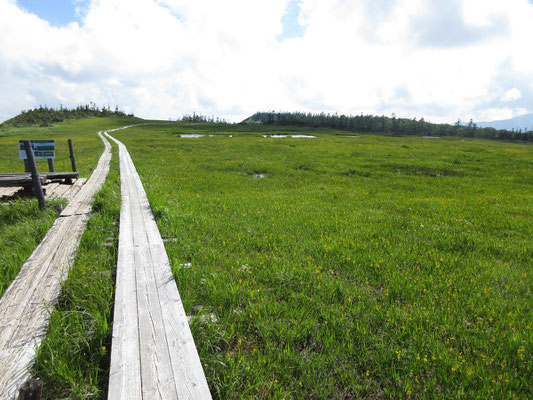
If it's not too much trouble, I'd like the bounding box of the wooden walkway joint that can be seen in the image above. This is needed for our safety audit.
[0,133,112,400]
[104,131,211,400]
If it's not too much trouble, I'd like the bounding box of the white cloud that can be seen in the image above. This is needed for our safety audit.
[475,106,529,122]
[0,0,532,124]
[501,88,522,102]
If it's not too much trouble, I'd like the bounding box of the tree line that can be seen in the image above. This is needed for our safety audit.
[177,112,228,124]
[244,111,533,142]
[1,104,133,128]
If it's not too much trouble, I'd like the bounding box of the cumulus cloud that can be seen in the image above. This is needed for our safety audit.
[409,0,509,48]
[501,88,522,102]
[0,0,532,124]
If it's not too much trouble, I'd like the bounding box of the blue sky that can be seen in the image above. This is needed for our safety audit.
[1,0,533,124]
[277,0,306,41]
[16,0,87,26]
[18,0,305,39]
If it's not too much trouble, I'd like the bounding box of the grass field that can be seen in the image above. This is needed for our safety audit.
[1,119,532,399]
[110,123,532,399]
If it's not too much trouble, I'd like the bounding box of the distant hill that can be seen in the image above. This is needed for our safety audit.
[242,111,533,142]
[0,105,132,128]
[476,113,533,131]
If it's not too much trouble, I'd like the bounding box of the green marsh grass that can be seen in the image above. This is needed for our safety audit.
[111,124,532,399]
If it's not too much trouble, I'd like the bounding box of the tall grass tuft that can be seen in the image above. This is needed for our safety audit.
[0,197,66,297]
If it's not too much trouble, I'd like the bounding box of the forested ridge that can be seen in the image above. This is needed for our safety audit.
[0,104,133,128]
[244,111,533,142]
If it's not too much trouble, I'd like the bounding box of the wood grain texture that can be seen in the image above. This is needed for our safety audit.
[0,132,112,400]
[105,131,211,400]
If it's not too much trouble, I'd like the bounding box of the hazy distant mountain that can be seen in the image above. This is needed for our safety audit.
[475,113,533,131]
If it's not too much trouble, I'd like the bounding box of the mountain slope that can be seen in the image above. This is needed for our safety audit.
[476,113,533,131]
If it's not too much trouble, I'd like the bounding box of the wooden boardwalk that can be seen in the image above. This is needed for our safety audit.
[104,131,211,400]
[0,133,112,400]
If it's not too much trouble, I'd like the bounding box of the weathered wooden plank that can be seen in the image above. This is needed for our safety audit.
[44,182,59,193]
[0,172,78,185]
[0,173,27,177]
[42,172,79,181]
[108,180,142,399]
[131,171,180,399]
[0,132,112,400]
[0,172,78,179]
[105,131,211,400]
[0,175,45,187]
[135,246,178,400]
[150,245,212,399]
[0,187,21,198]
[47,182,68,199]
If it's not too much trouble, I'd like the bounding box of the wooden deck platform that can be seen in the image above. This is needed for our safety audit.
[104,131,211,400]
[0,179,86,202]
[0,133,111,400]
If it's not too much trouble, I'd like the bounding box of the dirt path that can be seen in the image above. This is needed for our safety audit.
[0,132,112,400]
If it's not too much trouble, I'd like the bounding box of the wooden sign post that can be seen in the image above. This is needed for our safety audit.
[22,141,46,210]
[68,139,77,173]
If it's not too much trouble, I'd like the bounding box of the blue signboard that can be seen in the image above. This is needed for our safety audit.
[19,140,55,159]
